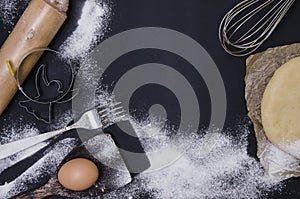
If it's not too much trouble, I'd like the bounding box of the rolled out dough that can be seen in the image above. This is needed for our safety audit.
[261,56,300,159]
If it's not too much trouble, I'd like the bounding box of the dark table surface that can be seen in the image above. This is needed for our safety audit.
[1,0,300,198]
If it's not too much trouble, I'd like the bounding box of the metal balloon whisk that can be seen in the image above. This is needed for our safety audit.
[219,0,295,57]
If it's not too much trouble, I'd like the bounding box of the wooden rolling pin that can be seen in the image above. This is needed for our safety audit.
[0,0,69,115]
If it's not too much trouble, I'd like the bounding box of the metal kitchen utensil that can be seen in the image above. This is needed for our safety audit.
[0,102,125,160]
[14,48,78,123]
[13,135,132,198]
[0,0,69,116]
[1,103,151,198]
[1,100,151,174]
[219,0,295,56]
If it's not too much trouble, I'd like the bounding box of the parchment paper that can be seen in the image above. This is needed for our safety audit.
[245,43,300,181]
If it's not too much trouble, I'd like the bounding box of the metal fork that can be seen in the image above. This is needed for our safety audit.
[0,102,125,160]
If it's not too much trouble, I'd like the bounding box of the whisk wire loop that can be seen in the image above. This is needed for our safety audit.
[219,0,295,56]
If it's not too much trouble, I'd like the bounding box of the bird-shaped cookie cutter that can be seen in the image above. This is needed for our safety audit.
[8,48,79,123]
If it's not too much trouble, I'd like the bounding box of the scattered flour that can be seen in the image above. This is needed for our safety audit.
[75,87,282,199]
[282,140,300,161]
[0,0,288,198]
[50,109,73,130]
[0,0,29,26]
[0,138,78,199]
[0,112,79,198]
[0,123,42,173]
[0,123,39,144]
[0,0,18,26]
[100,122,281,199]
[59,0,111,60]
[261,142,300,181]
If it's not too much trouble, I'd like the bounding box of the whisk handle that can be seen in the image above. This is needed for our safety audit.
[0,127,68,159]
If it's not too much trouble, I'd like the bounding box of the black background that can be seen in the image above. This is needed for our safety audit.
[1,0,300,198]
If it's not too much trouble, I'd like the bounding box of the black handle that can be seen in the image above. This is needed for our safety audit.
[103,120,150,176]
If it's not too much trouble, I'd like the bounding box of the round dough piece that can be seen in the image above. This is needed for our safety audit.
[261,56,300,159]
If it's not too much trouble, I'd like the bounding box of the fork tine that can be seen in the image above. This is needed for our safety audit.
[105,102,122,109]
[99,106,124,118]
[98,108,109,115]
[101,111,126,126]
[114,115,126,121]
[112,110,125,117]
[101,114,126,125]
[100,110,125,121]
[112,101,122,106]
[97,102,122,112]
[110,106,123,113]
[96,101,126,127]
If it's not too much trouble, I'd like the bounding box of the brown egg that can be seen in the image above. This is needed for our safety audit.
[58,158,99,191]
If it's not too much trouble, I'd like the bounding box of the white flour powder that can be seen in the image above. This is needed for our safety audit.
[0,112,78,198]
[0,0,18,26]
[0,0,289,198]
[0,0,29,27]
[101,122,281,199]
[59,0,110,60]
[0,138,77,199]
[261,142,300,181]
[0,123,41,173]
[282,140,300,160]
